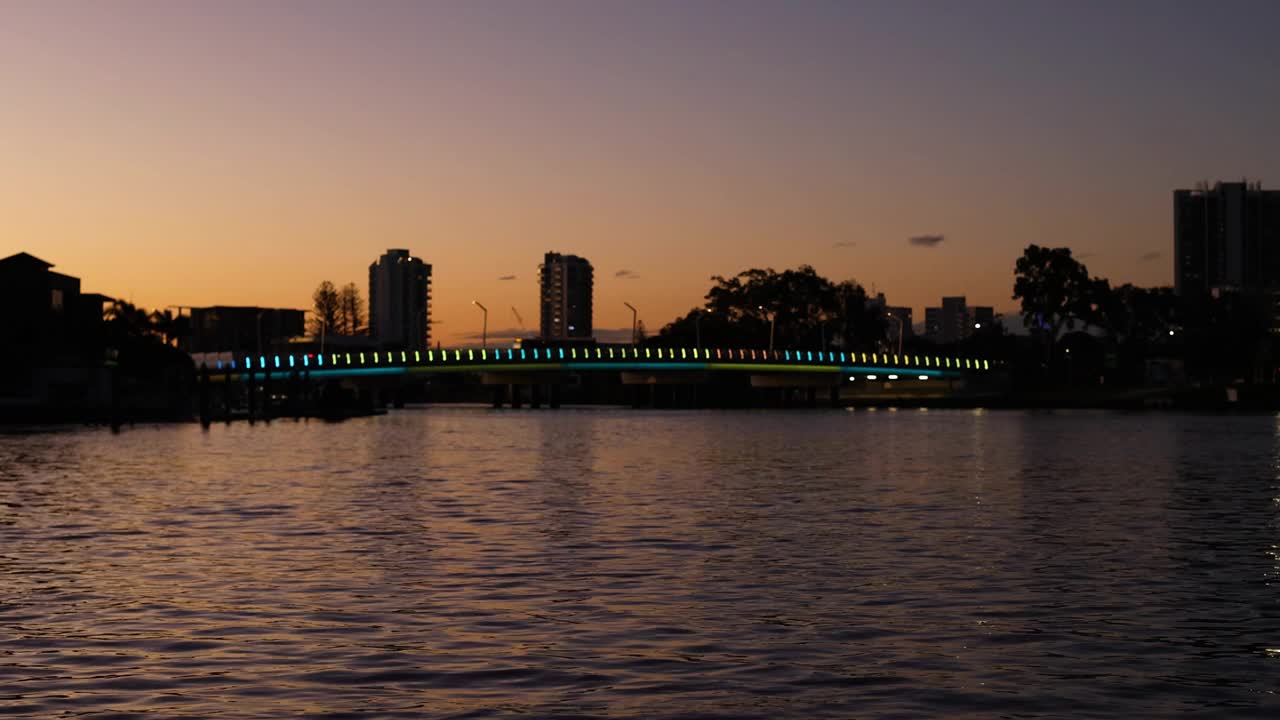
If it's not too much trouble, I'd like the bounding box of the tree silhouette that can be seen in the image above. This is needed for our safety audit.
[311,281,341,337]
[1013,245,1098,370]
[146,309,190,347]
[657,266,883,350]
[338,283,365,335]
[102,300,192,379]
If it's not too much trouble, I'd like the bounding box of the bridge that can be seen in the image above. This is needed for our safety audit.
[203,345,992,381]
[196,345,998,420]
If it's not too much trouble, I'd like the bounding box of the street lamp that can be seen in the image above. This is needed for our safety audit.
[695,307,709,350]
[624,302,638,346]
[472,300,488,349]
[758,305,775,351]
[886,312,903,357]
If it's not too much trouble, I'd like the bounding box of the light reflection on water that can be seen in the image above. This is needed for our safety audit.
[1,408,1279,718]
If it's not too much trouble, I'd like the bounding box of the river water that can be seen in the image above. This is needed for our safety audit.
[1,408,1278,718]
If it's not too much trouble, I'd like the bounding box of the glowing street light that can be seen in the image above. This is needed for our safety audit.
[758,305,776,351]
[695,306,710,349]
[886,312,904,357]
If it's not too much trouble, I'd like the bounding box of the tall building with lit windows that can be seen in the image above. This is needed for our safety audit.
[368,249,432,351]
[539,252,593,342]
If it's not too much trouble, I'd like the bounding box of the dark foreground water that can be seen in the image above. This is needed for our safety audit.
[1,409,1278,718]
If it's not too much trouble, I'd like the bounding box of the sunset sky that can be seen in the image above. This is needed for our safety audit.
[3,0,1279,345]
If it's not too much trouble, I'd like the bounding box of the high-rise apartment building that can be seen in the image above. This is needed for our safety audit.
[1174,181,1280,295]
[922,297,971,344]
[923,296,992,343]
[539,252,593,342]
[368,249,432,351]
[924,307,941,342]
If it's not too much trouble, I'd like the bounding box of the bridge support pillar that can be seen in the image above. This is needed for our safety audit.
[302,370,312,419]
[549,384,561,409]
[222,374,233,424]
[247,369,258,425]
[531,384,543,409]
[830,385,841,408]
[289,369,302,419]
[510,384,523,409]
[263,368,274,423]
[198,364,211,429]
[492,385,505,409]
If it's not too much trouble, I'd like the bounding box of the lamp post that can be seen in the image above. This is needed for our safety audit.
[886,312,903,357]
[758,305,775,351]
[472,300,488,349]
[695,307,709,350]
[624,302,638,346]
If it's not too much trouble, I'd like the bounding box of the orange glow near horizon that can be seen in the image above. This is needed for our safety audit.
[3,3,1276,344]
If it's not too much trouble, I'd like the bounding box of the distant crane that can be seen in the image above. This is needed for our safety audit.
[511,306,525,330]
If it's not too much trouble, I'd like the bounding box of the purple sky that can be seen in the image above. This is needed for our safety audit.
[3,0,1278,343]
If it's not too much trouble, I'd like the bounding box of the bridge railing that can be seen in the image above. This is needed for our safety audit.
[203,346,995,378]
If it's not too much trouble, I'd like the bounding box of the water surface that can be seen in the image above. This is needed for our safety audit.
[2,409,1278,717]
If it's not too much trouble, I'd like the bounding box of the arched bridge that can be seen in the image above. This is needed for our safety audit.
[195,346,1000,419]
[203,346,994,381]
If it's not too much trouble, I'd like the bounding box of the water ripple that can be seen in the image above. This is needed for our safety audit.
[1,409,1279,717]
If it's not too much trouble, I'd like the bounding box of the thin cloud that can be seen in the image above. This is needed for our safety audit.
[832,241,856,248]
[1138,251,1162,262]
[908,234,945,248]
[615,269,639,279]
[1077,252,1096,259]
[497,274,517,281]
